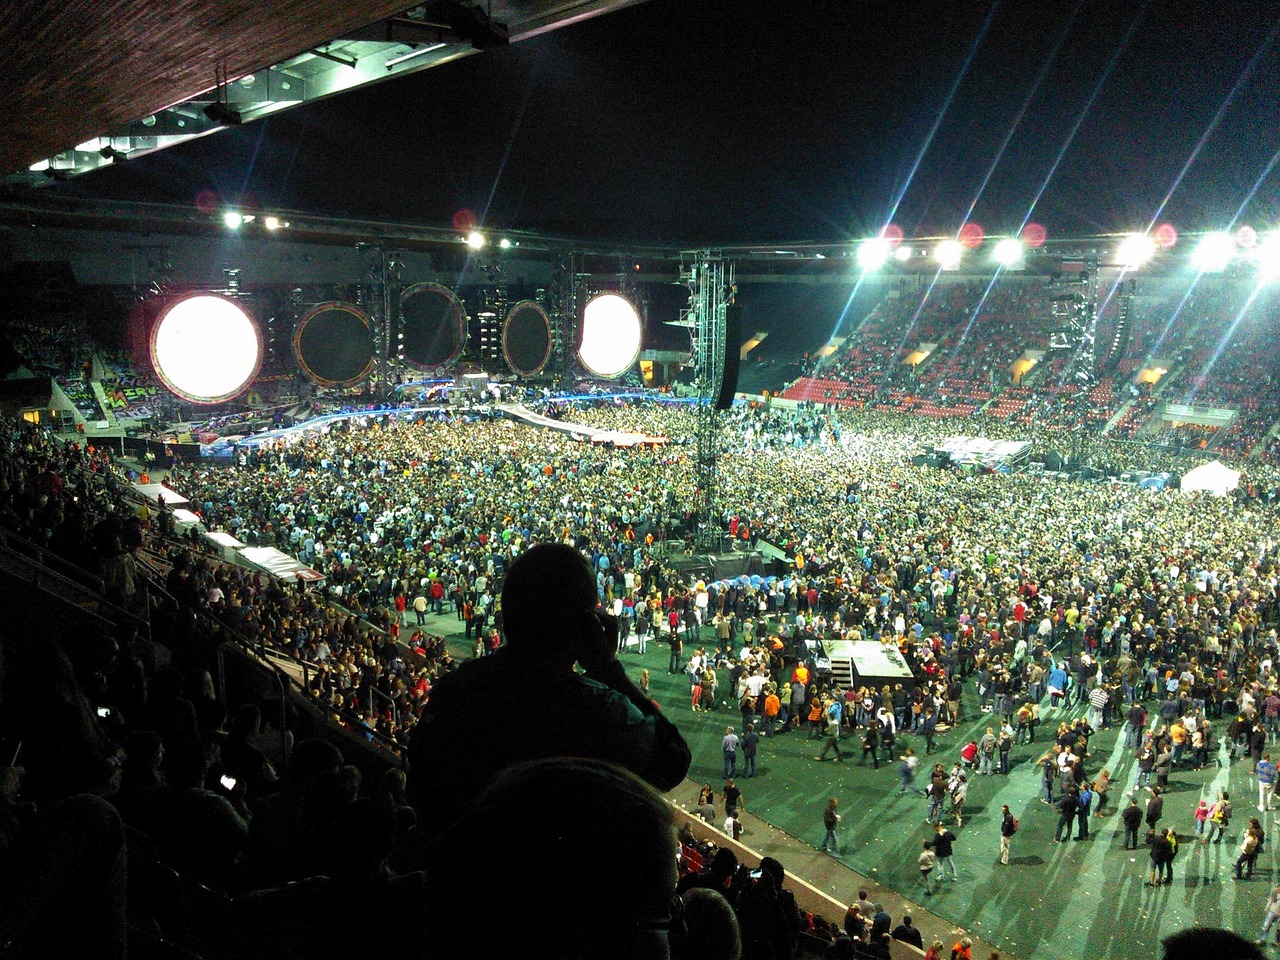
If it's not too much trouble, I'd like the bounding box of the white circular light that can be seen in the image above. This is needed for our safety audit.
[935,239,964,270]
[151,295,262,403]
[223,211,244,229]
[1191,232,1235,273]
[579,293,642,379]
[264,215,281,230]
[894,245,913,262]
[993,237,1024,267]
[466,231,486,250]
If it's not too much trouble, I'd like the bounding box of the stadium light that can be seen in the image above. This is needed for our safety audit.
[1190,232,1235,273]
[992,237,1024,267]
[222,211,244,229]
[465,231,486,250]
[894,245,913,262]
[499,237,512,249]
[1116,233,1156,270]
[934,239,963,270]
[1255,233,1280,284]
[263,215,282,231]
[856,237,892,271]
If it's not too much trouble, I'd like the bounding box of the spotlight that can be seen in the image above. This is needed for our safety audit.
[856,237,892,271]
[465,231,486,250]
[1116,233,1156,270]
[992,237,1024,267]
[264,216,281,231]
[1255,233,1280,284]
[223,211,244,229]
[499,238,512,250]
[934,240,963,270]
[1191,232,1235,273]
[894,246,913,262]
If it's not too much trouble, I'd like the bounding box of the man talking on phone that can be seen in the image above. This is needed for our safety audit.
[410,543,691,834]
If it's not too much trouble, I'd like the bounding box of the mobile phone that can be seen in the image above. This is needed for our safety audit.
[749,868,763,879]
[220,775,237,790]
[96,706,112,718]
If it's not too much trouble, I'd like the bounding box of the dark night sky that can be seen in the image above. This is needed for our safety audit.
[64,0,1280,245]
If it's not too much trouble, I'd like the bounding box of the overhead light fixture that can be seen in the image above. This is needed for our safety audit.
[385,42,447,70]
[264,216,283,230]
[223,211,245,229]
[934,239,963,270]
[499,237,512,249]
[1190,232,1235,273]
[1116,233,1156,270]
[1255,233,1280,284]
[465,231,486,250]
[856,237,892,271]
[894,246,913,262]
[992,237,1024,267]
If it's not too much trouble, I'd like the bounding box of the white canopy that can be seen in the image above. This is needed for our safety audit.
[1180,460,1240,497]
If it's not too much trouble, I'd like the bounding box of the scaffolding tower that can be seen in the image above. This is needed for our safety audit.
[680,251,735,552]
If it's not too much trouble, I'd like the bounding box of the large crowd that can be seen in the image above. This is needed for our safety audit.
[7,387,1280,957]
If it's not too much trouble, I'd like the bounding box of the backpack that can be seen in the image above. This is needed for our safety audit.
[1011,817,1020,834]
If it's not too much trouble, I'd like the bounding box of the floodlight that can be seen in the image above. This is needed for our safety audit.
[1191,232,1235,273]
[934,240,963,270]
[499,237,512,249]
[894,246,913,262]
[223,211,244,229]
[151,295,262,403]
[579,293,642,379]
[856,238,892,271]
[993,238,1024,267]
[1256,233,1280,284]
[1116,233,1156,270]
[466,231,486,250]
[263,216,281,231]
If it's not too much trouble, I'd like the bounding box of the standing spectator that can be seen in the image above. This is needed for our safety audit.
[1206,790,1233,844]
[1122,799,1143,850]
[1259,885,1280,945]
[741,724,759,779]
[1257,754,1277,813]
[821,797,841,855]
[722,727,739,778]
[412,592,428,625]
[918,841,936,897]
[723,780,743,820]
[977,727,996,776]
[1146,787,1165,834]
[1054,790,1078,843]
[999,804,1015,865]
[859,724,880,769]
[1236,819,1265,880]
[1093,770,1111,817]
[933,822,959,881]
[1075,783,1093,840]
[1147,830,1173,887]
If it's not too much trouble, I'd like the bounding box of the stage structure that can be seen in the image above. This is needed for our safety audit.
[1045,254,1100,466]
[357,243,405,394]
[681,251,735,551]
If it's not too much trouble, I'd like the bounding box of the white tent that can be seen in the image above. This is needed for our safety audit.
[1180,460,1241,497]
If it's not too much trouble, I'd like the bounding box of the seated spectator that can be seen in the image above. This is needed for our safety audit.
[225,798,429,959]
[427,757,718,960]
[409,543,690,833]
[680,846,739,895]
[151,745,248,892]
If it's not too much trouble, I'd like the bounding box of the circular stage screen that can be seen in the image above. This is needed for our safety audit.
[579,293,642,379]
[502,301,553,377]
[292,302,376,387]
[400,282,467,370]
[150,294,262,403]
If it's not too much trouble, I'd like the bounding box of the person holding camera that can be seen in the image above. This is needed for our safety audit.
[409,543,691,834]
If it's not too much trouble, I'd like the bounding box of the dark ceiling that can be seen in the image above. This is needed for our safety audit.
[0,0,641,178]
